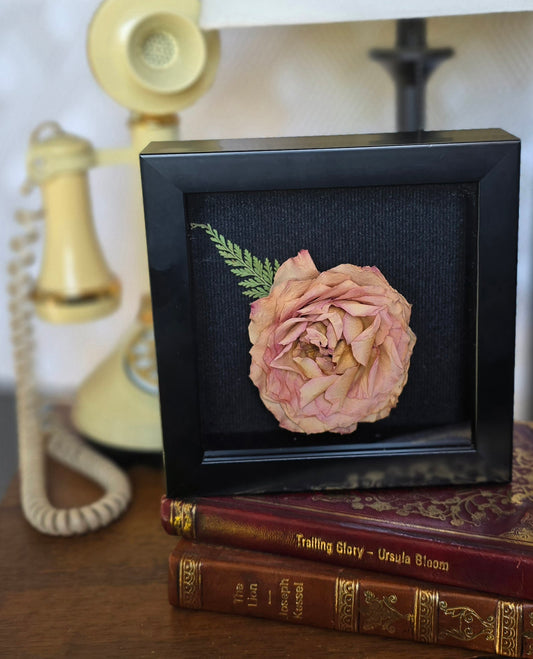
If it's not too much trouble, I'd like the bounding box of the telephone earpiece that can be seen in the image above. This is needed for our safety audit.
[27,123,120,323]
[87,0,220,115]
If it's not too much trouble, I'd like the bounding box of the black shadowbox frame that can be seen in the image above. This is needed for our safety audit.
[140,129,520,498]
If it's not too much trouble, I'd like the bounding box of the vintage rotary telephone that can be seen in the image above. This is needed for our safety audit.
[9,0,220,535]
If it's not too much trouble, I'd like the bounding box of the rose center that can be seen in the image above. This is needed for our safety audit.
[294,319,358,376]
[300,343,320,360]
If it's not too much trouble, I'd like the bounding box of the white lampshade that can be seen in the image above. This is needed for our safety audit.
[200,0,533,29]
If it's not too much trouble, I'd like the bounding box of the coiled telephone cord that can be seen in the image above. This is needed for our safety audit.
[8,180,131,535]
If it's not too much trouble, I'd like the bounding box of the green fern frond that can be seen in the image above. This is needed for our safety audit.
[243,249,253,270]
[242,287,271,299]
[231,267,253,278]
[192,223,279,301]
[238,279,261,288]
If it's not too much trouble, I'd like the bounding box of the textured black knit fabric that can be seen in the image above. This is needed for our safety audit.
[185,183,477,449]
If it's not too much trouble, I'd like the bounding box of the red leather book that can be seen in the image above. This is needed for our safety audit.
[162,423,533,600]
[170,538,533,657]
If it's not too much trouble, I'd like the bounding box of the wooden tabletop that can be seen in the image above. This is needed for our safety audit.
[0,455,496,658]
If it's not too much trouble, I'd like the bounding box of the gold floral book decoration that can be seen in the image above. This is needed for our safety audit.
[308,432,533,542]
[361,590,414,634]
[192,223,416,437]
[438,601,495,643]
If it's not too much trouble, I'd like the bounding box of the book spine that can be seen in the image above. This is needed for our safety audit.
[169,541,533,658]
[161,496,529,600]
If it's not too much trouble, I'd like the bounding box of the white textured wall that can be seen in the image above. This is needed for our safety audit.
[2,3,533,418]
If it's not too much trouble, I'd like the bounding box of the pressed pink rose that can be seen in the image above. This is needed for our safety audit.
[248,250,416,435]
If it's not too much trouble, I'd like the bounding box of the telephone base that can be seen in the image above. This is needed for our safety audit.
[72,322,163,452]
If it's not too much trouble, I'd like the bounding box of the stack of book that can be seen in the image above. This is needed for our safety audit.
[162,423,533,657]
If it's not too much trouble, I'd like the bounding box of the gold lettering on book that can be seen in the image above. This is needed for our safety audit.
[495,601,523,657]
[278,578,305,620]
[336,540,365,559]
[415,553,449,572]
[438,601,495,642]
[295,533,334,556]
[293,582,304,620]
[334,578,358,632]
[233,582,244,605]
[377,548,411,565]
[279,578,291,618]
[247,583,258,608]
[232,582,258,608]
[362,591,413,634]
[178,554,202,609]
[413,589,439,644]
[170,500,196,539]
[294,534,448,573]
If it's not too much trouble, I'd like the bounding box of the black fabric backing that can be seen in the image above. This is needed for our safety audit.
[185,182,478,449]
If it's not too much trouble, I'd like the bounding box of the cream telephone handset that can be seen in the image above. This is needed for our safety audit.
[9,0,219,535]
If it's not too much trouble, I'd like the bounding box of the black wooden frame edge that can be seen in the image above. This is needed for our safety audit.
[140,129,520,497]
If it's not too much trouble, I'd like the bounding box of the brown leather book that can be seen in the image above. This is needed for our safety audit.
[169,539,533,657]
[162,423,533,600]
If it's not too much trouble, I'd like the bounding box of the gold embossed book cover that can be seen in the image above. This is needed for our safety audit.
[162,423,533,600]
[169,539,533,657]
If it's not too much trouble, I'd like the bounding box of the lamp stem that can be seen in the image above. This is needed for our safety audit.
[370,18,454,132]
